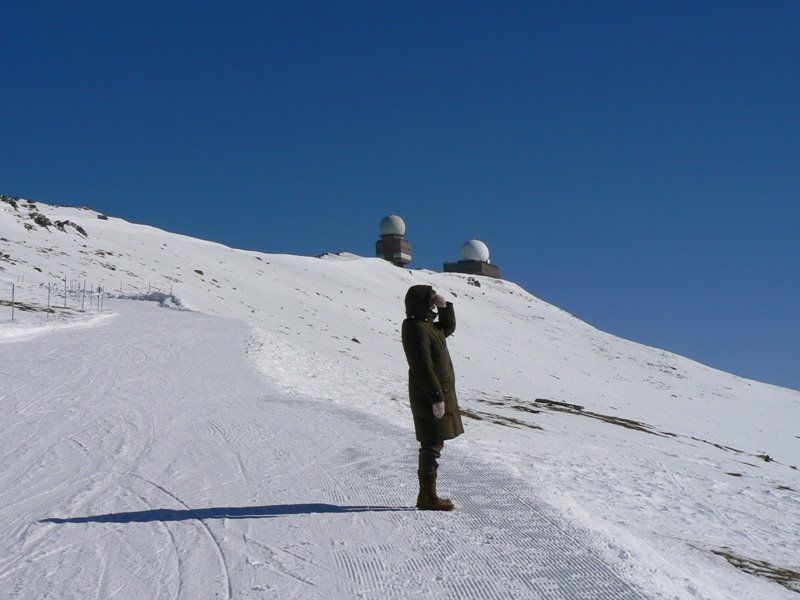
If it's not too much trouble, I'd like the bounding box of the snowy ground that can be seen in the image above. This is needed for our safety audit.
[2,301,650,599]
[1,197,799,598]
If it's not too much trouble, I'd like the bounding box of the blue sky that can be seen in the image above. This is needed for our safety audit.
[2,1,798,390]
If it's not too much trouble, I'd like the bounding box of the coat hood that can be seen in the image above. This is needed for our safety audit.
[404,284,435,320]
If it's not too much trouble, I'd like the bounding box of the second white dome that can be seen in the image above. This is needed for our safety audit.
[459,239,490,262]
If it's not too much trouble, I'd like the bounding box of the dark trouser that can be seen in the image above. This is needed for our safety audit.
[419,440,444,473]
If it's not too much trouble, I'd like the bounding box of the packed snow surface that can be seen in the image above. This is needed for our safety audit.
[1,197,798,599]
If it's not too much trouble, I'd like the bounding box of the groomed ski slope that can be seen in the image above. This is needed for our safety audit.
[1,300,649,599]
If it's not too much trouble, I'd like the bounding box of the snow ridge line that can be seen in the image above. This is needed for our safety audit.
[123,482,184,600]
[132,475,232,600]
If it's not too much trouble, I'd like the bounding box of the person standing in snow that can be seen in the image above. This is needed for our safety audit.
[401,284,464,511]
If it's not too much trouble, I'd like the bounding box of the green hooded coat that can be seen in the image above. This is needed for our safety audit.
[401,285,464,442]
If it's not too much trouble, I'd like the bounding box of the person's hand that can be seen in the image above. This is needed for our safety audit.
[432,293,447,308]
[433,401,445,419]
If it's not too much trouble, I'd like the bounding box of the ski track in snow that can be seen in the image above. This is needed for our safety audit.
[0,301,650,599]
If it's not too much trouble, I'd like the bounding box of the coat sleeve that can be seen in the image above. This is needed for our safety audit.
[402,319,442,400]
[436,302,456,338]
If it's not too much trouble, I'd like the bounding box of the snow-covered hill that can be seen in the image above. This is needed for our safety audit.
[1,195,798,599]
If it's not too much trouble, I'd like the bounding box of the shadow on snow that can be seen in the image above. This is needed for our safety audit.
[41,503,415,524]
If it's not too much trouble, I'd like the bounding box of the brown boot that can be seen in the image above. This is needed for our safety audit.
[416,470,455,511]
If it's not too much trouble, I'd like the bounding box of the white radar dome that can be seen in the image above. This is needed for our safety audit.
[459,239,491,263]
[380,214,406,236]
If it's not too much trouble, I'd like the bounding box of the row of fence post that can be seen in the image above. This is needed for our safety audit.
[5,274,179,321]
[6,279,106,321]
